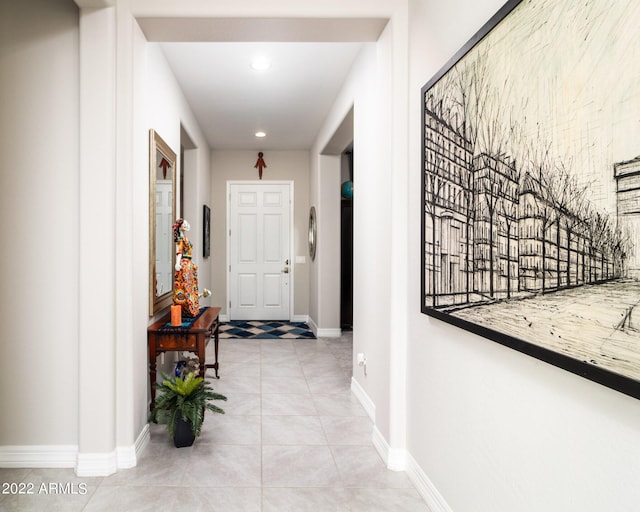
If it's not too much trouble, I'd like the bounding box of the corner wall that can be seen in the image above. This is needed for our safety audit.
[0,0,214,473]
[407,0,640,510]
[311,16,405,446]
[0,0,80,457]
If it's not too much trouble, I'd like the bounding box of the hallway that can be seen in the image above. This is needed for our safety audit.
[0,334,429,511]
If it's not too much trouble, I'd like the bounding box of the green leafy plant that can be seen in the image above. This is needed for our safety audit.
[149,372,226,438]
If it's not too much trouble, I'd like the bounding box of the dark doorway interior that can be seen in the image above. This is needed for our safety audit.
[340,147,354,330]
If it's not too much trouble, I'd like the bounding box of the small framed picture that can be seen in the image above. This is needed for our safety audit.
[203,204,211,258]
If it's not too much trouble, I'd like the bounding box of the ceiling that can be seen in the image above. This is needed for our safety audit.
[158,42,362,151]
[137,17,388,151]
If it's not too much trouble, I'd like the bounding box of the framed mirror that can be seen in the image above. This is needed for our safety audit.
[149,129,177,316]
[308,206,317,261]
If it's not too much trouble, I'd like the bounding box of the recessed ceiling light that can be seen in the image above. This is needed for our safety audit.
[250,58,271,71]
[255,131,266,138]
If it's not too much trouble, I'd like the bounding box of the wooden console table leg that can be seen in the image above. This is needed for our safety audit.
[149,339,157,413]
[197,332,207,380]
[213,321,220,378]
[205,322,220,379]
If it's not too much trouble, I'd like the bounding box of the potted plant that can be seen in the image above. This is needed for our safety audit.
[149,371,227,447]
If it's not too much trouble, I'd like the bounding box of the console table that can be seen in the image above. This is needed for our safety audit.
[147,306,221,411]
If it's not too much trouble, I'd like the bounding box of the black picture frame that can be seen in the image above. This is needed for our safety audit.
[203,204,210,259]
[420,0,640,399]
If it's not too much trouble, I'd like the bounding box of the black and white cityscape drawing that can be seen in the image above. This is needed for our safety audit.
[421,0,640,393]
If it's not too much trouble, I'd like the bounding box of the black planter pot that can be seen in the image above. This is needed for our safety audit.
[174,417,195,448]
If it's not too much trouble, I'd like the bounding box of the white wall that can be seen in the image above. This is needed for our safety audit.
[349,40,394,440]
[407,1,640,511]
[127,16,151,461]
[0,0,80,453]
[144,42,212,310]
[76,13,211,474]
[311,16,405,444]
[312,153,341,333]
[209,150,310,320]
[181,136,212,302]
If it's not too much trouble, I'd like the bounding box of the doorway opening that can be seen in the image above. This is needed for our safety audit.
[340,145,354,331]
[320,105,354,337]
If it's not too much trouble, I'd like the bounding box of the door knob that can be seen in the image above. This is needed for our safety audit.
[282,266,289,274]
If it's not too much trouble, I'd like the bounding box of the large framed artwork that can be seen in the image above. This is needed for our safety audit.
[421,0,640,398]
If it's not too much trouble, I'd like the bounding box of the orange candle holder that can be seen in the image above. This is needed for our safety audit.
[170,305,182,326]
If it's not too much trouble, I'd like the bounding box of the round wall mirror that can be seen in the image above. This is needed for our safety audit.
[308,206,317,261]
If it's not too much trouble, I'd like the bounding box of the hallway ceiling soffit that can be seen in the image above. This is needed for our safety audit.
[137,17,388,42]
[74,0,114,7]
[136,17,388,151]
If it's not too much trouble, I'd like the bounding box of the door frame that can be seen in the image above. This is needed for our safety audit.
[226,180,295,321]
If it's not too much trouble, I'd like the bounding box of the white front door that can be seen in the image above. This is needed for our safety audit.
[228,182,291,320]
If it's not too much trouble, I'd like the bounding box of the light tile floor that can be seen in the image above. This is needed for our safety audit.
[0,333,430,511]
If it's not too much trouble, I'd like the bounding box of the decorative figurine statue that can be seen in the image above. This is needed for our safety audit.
[254,151,267,179]
[172,218,200,317]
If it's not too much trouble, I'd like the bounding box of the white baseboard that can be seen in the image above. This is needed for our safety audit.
[134,422,151,460]
[0,425,151,477]
[78,423,151,476]
[0,445,77,469]
[116,446,135,469]
[317,328,342,337]
[372,425,408,471]
[220,314,310,324]
[116,423,150,469]
[350,376,375,421]
[372,428,453,511]
[350,378,452,512]
[308,317,342,338]
[405,453,454,512]
[76,451,117,477]
[308,317,319,335]
[371,425,391,464]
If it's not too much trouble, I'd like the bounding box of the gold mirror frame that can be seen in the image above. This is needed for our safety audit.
[149,129,177,316]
